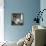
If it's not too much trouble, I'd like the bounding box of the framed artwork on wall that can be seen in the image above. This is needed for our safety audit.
[11,13,24,25]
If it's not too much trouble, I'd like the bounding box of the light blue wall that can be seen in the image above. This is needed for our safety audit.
[40,0,46,27]
[4,0,40,42]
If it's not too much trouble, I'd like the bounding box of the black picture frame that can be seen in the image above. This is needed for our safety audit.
[11,13,24,25]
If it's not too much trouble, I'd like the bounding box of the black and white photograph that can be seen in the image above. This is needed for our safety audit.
[11,13,24,25]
